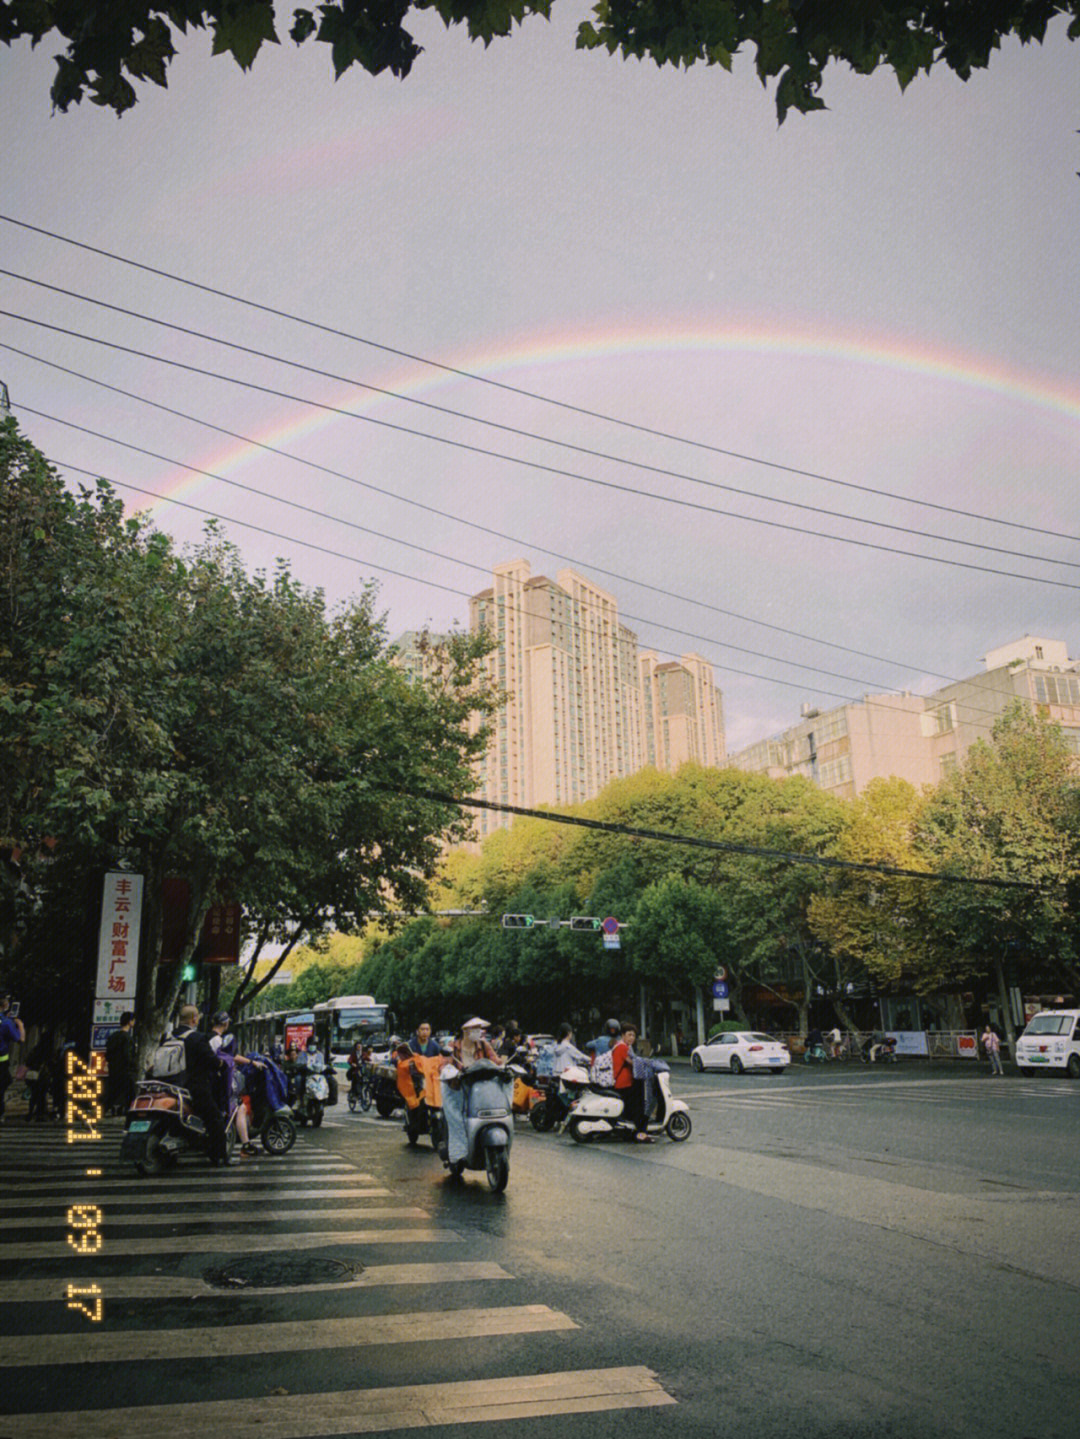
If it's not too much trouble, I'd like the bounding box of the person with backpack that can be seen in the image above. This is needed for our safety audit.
[173,1004,230,1166]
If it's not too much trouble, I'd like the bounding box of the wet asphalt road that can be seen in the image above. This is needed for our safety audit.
[3,1061,1079,1439]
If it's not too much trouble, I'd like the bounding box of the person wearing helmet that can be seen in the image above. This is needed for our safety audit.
[585,1017,622,1061]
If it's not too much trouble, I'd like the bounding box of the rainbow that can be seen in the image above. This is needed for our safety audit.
[136,317,1080,520]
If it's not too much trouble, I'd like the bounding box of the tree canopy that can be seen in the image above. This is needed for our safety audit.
[1,417,496,1055]
[3,1,1076,121]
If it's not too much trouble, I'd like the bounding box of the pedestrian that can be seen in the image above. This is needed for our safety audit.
[0,990,26,1124]
[24,1031,55,1122]
[174,1004,230,1165]
[209,1011,263,1156]
[104,1011,138,1116]
[982,1024,1004,1077]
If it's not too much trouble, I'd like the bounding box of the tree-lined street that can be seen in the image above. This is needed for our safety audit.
[5,1065,1078,1438]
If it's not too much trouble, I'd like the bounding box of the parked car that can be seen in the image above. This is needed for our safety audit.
[691,1031,790,1074]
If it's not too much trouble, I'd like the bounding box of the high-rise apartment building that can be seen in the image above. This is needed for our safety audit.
[466,560,725,838]
[730,635,1080,798]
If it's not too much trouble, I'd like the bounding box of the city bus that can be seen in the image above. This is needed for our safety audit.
[239,995,396,1079]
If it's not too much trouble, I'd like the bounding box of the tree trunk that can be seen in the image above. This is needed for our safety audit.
[992,949,1016,1052]
[232,921,311,1010]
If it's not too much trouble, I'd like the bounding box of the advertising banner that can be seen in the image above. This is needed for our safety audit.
[888,1031,929,1057]
[95,872,143,1003]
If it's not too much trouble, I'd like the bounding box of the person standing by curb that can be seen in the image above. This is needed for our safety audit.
[982,1024,1004,1077]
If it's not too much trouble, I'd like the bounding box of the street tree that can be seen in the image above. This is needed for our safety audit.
[807,777,939,1026]
[3,2,1075,121]
[915,704,1080,1048]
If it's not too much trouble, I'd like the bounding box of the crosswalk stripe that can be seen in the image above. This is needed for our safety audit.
[0,1175,378,1196]
[4,1366,674,1435]
[3,1226,462,1259]
[0,1260,514,1304]
[3,1303,577,1367]
[0,1187,390,1210]
[4,1205,431,1229]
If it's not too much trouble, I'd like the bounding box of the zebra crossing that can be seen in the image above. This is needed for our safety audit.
[0,1119,675,1435]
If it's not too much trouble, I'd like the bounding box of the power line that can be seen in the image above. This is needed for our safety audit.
[3,267,1077,574]
[3,211,1075,547]
[19,340,1065,733]
[389,786,1041,891]
[2,340,957,682]
[42,447,1040,738]
[5,310,1078,593]
[23,405,905,695]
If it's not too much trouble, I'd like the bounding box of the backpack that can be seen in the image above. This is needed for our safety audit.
[151,1035,186,1080]
[591,1049,615,1087]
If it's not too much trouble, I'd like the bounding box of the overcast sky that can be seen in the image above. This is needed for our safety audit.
[2,10,1077,752]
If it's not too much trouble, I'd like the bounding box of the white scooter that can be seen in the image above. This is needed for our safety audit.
[560,1063,692,1144]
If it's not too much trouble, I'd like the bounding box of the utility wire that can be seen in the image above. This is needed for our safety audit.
[19,341,1066,732]
[1,339,957,682]
[3,211,1075,546]
[50,456,875,703]
[29,401,1050,736]
[3,267,1077,574]
[5,310,1078,593]
[43,448,1038,737]
[390,787,1041,891]
[23,405,903,694]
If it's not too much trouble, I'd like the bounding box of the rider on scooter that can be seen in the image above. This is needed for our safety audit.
[611,1023,652,1143]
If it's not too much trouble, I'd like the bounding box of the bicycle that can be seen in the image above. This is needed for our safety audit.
[347,1060,374,1113]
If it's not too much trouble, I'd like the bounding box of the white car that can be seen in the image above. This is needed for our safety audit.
[691,1032,791,1074]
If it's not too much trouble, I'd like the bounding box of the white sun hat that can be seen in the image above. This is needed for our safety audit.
[462,1017,489,1030]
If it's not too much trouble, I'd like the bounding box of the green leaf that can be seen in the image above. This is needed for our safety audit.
[211,2,279,70]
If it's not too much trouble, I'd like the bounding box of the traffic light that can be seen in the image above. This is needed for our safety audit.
[181,961,199,982]
[501,914,535,929]
[569,916,600,932]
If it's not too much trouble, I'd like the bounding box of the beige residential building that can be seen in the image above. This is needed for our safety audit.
[730,635,1080,798]
[466,560,726,838]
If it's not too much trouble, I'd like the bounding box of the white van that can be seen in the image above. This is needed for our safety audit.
[1014,1009,1080,1077]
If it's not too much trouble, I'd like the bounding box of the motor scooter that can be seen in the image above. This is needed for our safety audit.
[398,1051,445,1149]
[437,1059,520,1191]
[120,1080,238,1175]
[560,1062,692,1144]
[288,1056,332,1127]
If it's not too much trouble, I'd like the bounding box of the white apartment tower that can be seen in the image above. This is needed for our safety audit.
[468,560,725,838]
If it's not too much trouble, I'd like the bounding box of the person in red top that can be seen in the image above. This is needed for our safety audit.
[611,1023,652,1142]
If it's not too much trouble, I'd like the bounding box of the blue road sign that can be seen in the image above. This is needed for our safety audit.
[711,980,729,999]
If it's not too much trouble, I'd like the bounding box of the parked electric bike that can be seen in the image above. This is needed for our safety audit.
[561,1062,692,1144]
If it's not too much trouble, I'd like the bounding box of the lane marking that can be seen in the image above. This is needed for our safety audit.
[3,1303,577,1367]
[2,1226,462,1259]
[0,1261,514,1304]
[3,1365,674,1435]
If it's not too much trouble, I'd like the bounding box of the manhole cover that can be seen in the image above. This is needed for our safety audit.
[203,1256,358,1289]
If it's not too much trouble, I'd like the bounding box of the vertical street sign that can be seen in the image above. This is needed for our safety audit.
[95,871,143,1005]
